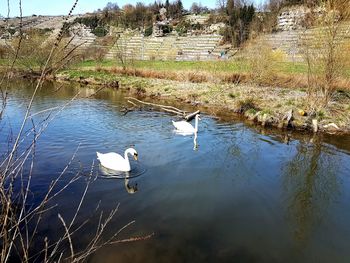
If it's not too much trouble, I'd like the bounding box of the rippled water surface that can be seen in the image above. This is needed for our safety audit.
[1,81,350,263]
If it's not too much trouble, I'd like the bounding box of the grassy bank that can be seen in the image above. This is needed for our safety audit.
[76,59,310,75]
[57,66,350,134]
[75,59,350,78]
[71,59,350,90]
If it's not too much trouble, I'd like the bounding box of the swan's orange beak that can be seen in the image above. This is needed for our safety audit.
[133,153,138,161]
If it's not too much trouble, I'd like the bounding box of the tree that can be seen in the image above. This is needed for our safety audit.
[165,0,170,9]
[150,1,162,14]
[175,0,184,18]
[226,0,235,16]
[217,0,227,13]
[135,2,147,28]
[303,0,350,107]
[284,0,303,5]
[223,0,255,47]
[264,0,283,12]
[104,2,120,11]
[190,2,202,14]
[167,0,184,19]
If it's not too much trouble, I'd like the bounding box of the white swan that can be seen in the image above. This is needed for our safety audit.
[96,148,138,172]
[172,114,201,134]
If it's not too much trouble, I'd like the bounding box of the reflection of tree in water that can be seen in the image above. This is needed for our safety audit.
[283,136,340,247]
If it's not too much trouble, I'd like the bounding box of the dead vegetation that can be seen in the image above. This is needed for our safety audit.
[242,39,283,84]
[81,64,350,90]
[302,0,350,109]
[1,1,153,262]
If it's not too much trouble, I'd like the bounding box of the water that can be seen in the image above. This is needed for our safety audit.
[1,80,350,262]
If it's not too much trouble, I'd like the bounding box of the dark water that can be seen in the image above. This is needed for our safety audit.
[1,80,350,263]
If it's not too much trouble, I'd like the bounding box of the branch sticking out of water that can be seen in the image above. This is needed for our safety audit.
[185,110,200,121]
[126,97,200,120]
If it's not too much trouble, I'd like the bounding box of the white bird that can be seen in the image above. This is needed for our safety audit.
[172,114,201,134]
[96,148,138,172]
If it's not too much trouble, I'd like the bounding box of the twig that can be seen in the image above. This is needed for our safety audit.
[127,100,138,107]
[58,214,74,261]
[110,232,155,244]
[126,97,186,114]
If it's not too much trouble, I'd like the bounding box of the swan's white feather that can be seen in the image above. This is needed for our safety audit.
[97,152,131,171]
[172,120,195,133]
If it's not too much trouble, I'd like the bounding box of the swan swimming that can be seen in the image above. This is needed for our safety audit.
[96,148,138,172]
[172,114,201,134]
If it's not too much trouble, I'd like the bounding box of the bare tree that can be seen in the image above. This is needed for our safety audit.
[114,34,127,70]
[302,0,350,108]
[217,0,227,13]
[0,1,152,262]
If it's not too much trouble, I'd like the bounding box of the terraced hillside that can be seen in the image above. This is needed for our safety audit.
[0,15,98,54]
[263,22,350,62]
[106,34,225,61]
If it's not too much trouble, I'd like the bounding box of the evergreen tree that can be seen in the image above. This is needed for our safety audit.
[224,0,255,47]
[226,0,235,16]
[285,0,304,5]
[177,0,184,14]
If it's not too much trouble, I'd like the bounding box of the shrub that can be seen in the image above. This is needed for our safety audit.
[0,45,9,59]
[175,20,191,36]
[144,26,153,37]
[228,93,236,98]
[161,25,173,34]
[236,97,259,113]
[242,39,282,85]
[10,31,82,74]
[91,26,108,37]
[187,72,208,83]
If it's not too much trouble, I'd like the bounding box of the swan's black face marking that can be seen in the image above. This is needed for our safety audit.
[133,153,138,161]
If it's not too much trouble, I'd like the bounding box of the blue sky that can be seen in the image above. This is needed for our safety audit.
[0,0,265,17]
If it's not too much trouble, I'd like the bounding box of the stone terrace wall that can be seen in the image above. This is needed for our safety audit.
[106,34,226,61]
[277,6,309,31]
[263,22,350,62]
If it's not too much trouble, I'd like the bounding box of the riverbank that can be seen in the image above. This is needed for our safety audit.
[54,67,350,134]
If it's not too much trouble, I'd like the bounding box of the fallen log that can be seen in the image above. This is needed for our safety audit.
[185,110,200,121]
[125,97,200,121]
[126,97,185,114]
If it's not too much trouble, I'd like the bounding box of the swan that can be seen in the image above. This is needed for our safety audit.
[172,114,201,134]
[96,148,138,172]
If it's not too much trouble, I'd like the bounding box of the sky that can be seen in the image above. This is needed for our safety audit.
[0,0,265,17]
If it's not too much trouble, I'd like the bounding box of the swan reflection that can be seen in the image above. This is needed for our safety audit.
[174,130,199,151]
[124,174,138,194]
[99,165,142,194]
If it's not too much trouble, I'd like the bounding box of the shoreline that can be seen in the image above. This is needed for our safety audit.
[52,68,350,135]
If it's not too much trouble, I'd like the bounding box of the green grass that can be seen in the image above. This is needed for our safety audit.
[61,69,151,88]
[1,54,344,78]
[74,59,318,76]
[76,59,249,73]
[0,59,8,66]
[61,69,115,80]
[276,62,308,74]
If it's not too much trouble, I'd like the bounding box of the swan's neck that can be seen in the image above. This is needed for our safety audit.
[193,132,198,150]
[124,149,133,163]
[194,116,199,132]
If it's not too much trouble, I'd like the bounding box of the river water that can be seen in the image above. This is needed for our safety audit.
[1,80,350,262]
